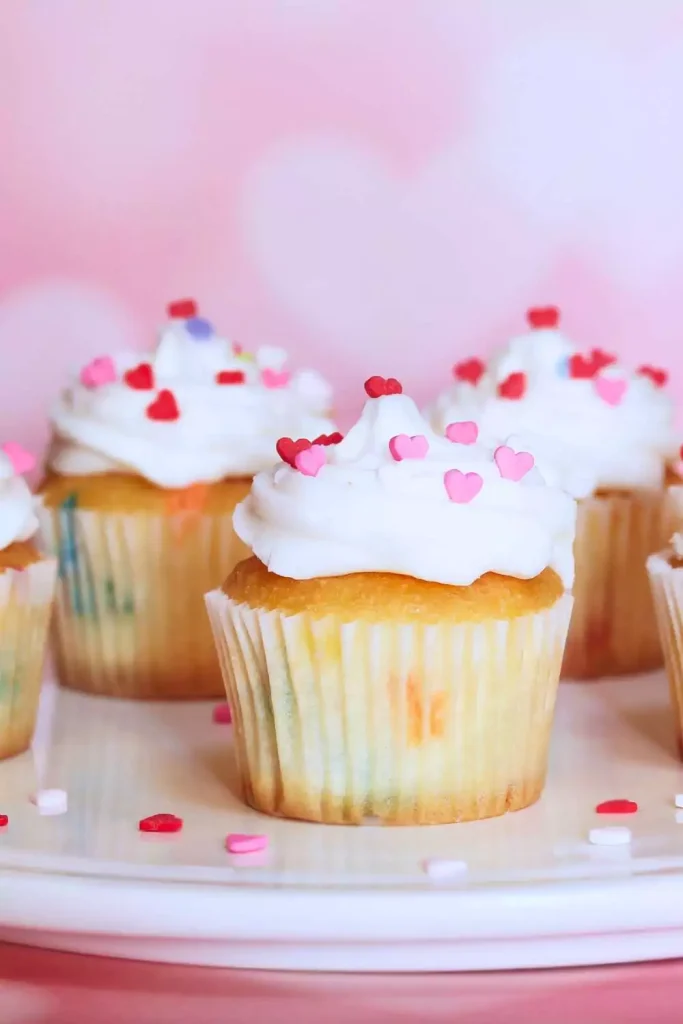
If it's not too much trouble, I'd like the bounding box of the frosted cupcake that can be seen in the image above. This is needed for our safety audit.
[206,375,576,825]
[0,444,57,760]
[428,307,678,679]
[38,299,335,700]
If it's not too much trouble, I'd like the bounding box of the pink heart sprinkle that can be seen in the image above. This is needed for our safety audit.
[294,444,326,477]
[212,702,232,724]
[80,355,117,389]
[226,833,269,854]
[262,368,291,389]
[444,469,483,504]
[1,442,36,476]
[445,421,478,445]
[388,434,429,461]
[493,445,534,482]
[594,376,627,406]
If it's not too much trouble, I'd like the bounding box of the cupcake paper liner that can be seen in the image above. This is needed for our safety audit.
[647,551,683,757]
[37,498,249,699]
[206,588,573,825]
[0,557,57,760]
[562,490,675,680]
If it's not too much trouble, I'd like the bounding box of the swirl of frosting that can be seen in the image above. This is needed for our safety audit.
[49,304,336,488]
[234,385,577,589]
[0,450,39,550]
[428,309,677,497]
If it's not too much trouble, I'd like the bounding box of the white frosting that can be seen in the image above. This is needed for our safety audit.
[0,453,39,550]
[234,392,577,589]
[49,318,336,488]
[671,534,683,560]
[428,319,677,497]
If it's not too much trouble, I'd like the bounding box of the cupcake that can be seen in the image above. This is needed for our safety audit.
[428,307,678,680]
[648,535,683,756]
[38,299,335,700]
[0,444,57,760]
[206,375,576,825]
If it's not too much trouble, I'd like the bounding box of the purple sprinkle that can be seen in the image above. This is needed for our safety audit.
[185,317,214,340]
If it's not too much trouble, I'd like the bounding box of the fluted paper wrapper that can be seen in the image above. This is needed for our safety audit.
[206,589,573,825]
[38,501,249,699]
[563,490,675,680]
[0,557,57,760]
[648,551,683,757]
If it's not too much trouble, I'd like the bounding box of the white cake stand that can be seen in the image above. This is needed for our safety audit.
[1,673,683,972]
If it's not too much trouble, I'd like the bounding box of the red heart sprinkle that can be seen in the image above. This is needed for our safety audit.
[498,372,526,400]
[0,814,8,827]
[568,353,596,379]
[139,813,183,833]
[167,298,198,319]
[124,362,155,390]
[276,437,311,467]
[452,358,485,385]
[591,348,616,371]
[313,432,344,446]
[146,389,180,422]
[527,306,560,329]
[638,365,668,388]
[364,376,403,398]
[216,370,246,385]
[595,799,638,815]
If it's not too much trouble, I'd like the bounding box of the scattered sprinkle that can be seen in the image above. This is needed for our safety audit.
[569,349,617,380]
[596,799,638,815]
[276,437,311,467]
[444,468,483,504]
[588,826,631,847]
[294,444,326,477]
[445,421,478,445]
[185,316,214,340]
[494,445,534,482]
[0,814,8,827]
[388,434,429,462]
[497,371,526,400]
[1,442,36,476]
[452,358,485,386]
[675,794,683,808]
[139,813,183,834]
[226,833,268,854]
[527,306,559,329]
[146,389,180,422]
[261,368,290,389]
[213,703,232,724]
[124,362,155,391]
[80,356,117,389]
[594,376,627,407]
[364,375,403,398]
[167,298,198,319]
[638,365,668,388]
[33,789,68,816]
[216,370,246,385]
[423,858,468,881]
[313,432,344,446]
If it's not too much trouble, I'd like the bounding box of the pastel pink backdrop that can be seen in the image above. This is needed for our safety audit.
[3,0,683,460]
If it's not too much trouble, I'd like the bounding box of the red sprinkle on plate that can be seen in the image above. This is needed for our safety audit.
[0,814,8,827]
[213,703,232,724]
[139,813,183,833]
[595,799,638,815]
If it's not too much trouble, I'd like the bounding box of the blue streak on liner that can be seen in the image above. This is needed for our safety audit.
[58,494,96,618]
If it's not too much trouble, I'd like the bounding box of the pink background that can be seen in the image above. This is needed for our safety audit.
[3,0,683,458]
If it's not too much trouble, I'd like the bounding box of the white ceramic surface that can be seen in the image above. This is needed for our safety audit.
[2,674,683,971]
